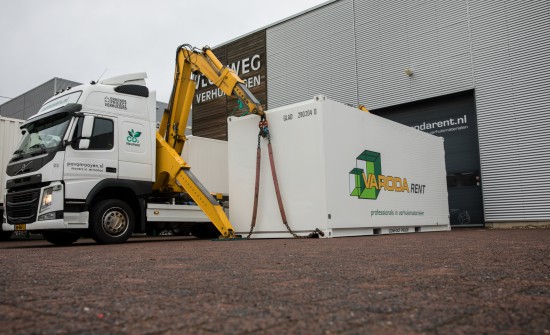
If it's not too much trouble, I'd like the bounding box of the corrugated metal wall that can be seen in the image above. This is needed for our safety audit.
[266,0,550,222]
[0,78,81,120]
[469,0,550,221]
[266,0,358,108]
[354,0,474,109]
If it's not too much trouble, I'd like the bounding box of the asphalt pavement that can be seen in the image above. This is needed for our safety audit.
[0,228,549,334]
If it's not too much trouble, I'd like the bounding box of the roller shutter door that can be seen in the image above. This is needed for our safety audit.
[373,90,483,226]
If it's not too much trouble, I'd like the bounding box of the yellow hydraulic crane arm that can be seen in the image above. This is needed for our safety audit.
[158,45,264,154]
[153,44,264,238]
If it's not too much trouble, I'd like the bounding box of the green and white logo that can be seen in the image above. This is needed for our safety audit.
[126,129,141,147]
[349,150,426,200]
[126,129,141,146]
[349,150,383,200]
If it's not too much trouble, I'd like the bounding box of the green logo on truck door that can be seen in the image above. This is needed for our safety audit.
[349,150,425,199]
[126,129,141,147]
[127,129,141,143]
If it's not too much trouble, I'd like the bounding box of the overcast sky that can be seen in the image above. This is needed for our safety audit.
[0,0,329,105]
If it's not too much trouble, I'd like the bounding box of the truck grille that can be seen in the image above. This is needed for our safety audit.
[6,188,40,224]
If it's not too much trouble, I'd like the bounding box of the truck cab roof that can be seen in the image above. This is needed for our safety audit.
[28,73,155,125]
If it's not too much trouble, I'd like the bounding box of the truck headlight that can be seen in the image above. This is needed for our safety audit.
[41,187,54,212]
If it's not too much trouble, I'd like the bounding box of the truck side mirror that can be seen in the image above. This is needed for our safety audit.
[78,139,91,150]
[82,116,94,138]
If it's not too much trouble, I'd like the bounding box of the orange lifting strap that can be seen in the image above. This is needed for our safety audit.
[247,116,324,239]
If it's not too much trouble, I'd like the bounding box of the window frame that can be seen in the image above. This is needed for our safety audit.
[71,116,115,151]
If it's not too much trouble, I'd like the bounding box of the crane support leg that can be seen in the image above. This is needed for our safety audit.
[153,133,235,238]
[175,168,236,238]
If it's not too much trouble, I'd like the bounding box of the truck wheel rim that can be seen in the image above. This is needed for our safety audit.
[101,207,128,237]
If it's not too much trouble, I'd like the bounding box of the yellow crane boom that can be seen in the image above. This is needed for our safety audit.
[153,44,264,238]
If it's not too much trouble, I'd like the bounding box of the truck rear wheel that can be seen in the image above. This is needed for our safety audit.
[43,231,80,245]
[90,199,134,244]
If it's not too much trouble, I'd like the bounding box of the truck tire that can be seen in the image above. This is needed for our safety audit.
[90,199,134,244]
[43,231,80,245]
[0,231,13,241]
[145,224,157,237]
[0,210,11,240]
[191,223,220,239]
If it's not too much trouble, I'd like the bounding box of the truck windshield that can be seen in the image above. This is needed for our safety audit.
[13,113,72,160]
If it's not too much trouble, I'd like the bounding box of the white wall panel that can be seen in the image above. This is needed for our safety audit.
[181,136,229,195]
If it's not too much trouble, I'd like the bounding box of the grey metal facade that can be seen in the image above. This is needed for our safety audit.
[469,1,550,222]
[0,78,81,120]
[267,0,358,108]
[263,0,550,223]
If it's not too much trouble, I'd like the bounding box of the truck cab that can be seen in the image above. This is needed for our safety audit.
[3,73,157,244]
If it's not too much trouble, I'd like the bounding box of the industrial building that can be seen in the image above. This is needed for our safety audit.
[191,0,550,227]
[0,78,81,120]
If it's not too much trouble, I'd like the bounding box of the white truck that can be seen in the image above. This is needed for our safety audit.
[0,116,24,240]
[2,45,264,245]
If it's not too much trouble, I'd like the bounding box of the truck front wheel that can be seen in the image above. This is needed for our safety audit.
[90,199,134,244]
[0,210,12,240]
[0,230,13,241]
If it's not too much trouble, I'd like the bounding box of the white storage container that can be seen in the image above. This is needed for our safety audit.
[228,96,450,238]
[181,136,228,195]
[1,116,24,205]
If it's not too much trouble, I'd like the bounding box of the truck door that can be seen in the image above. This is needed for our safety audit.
[118,119,152,182]
[63,115,118,200]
